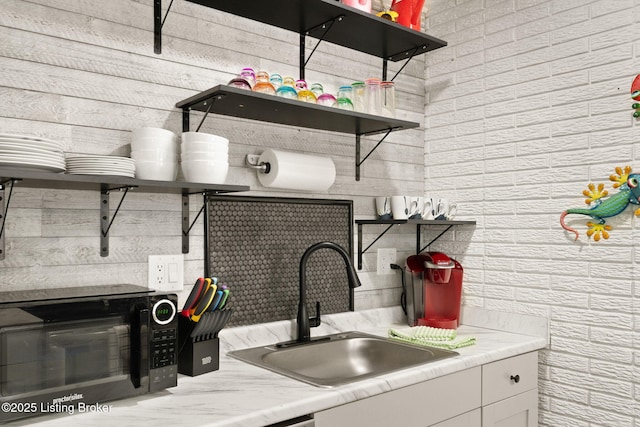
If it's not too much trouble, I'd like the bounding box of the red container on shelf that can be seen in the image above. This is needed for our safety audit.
[418,252,463,329]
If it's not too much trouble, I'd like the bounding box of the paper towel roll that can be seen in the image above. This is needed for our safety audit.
[257,149,336,191]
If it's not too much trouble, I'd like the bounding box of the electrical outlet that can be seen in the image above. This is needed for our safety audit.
[377,248,396,275]
[148,254,184,291]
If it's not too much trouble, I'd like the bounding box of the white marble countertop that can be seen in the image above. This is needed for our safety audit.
[16,307,548,427]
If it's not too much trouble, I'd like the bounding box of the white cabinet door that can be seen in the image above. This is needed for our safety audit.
[314,367,481,427]
[482,389,538,427]
[430,408,481,427]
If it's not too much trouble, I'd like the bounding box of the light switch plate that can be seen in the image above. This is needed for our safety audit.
[377,248,396,275]
[148,254,184,291]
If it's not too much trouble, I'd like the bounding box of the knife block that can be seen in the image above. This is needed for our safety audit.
[178,310,232,376]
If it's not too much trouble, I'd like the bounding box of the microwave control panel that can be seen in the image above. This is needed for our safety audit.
[149,295,178,391]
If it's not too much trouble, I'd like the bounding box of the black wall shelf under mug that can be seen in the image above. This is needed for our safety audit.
[355,219,477,269]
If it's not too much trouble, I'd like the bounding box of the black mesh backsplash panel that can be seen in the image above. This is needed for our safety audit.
[206,196,353,327]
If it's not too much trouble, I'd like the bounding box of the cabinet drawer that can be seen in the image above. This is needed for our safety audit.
[482,352,538,406]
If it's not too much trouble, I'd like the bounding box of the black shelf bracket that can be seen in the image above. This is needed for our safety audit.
[100,186,136,257]
[300,15,345,80]
[357,222,397,269]
[0,179,19,261]
[181,192,207,254]
[416,223,454,254]
[383,45,424,82]
[355,129,392,181]
[182,190,235,254]
[154,0,175,54]
[182,95,223,133]
[355,219,475,270]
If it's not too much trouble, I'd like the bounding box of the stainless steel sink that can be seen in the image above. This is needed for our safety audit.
[227,331,458,388]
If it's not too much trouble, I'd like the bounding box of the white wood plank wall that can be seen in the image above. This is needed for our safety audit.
[0,0,428,310]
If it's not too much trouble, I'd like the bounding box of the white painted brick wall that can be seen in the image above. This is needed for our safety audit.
[425,0,639,425]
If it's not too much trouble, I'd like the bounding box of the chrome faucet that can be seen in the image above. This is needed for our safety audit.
[278,242,362,347]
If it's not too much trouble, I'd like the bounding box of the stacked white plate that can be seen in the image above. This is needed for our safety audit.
[0,133,66,173]
[65,154,136,178]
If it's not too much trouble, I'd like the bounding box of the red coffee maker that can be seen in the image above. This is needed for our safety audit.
[404,252,463,329]
[422,252,463,329]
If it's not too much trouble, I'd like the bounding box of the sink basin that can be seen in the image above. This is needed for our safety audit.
[227,331,458,388]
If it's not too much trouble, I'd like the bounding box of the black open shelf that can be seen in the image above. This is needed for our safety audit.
[184,0,447,61]
[176,85,420,136]
[355,218,476,269]
[356,219,477,226]
[0,167,249,194]
[0,167,249,258]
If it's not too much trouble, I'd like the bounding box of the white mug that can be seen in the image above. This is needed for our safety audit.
[406,196,424,219]
[375,196,392,219]
[431,198,458,220]
[422,197,437,220]
[434,198,448,219]
[390,196,409,220]
[446,202,458,220]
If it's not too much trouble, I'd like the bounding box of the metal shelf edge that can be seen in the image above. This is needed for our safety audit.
[0,168,250,194]
[176,85,420,136]
[355,219,476,225]
[183,0,447,61]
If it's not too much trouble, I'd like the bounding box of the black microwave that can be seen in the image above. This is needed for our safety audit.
[0,284,178,422]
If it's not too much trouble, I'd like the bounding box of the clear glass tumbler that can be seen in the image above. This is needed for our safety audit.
[364,78,381,115]
[253,71,276,95]
[276,76,298,99]
[351,81,365,113]
[317,93,337,107]
[296,80,317,103]
[380,81,396,118]
[227,77,252,91]
[239,67,256,88]
[270,73,283,90]
[310,83,324,98]
[336,85,354,110]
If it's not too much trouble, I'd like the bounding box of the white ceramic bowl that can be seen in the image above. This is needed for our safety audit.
[181,140,229,154]
[135,159,178,181]
[181,132,229,145]
[131,138,179,154]
[181,160,229,184]
[131,149,179,163]
[132,127,177,140]
[181,152,228,162]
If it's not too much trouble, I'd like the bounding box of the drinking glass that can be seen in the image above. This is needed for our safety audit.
[336,85,354,110]
[253,71,276,95]
[239,67,256,88]
[276,76,298,99]
[270,73,283,90]
[296,80,317,103]
[351,81,365,112]
[317,93,337,107]
[364,78,381,115]
[310,83,324,98]
[380,81,396,118]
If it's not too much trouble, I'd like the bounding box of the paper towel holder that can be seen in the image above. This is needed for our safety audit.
[245,154,271,174]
